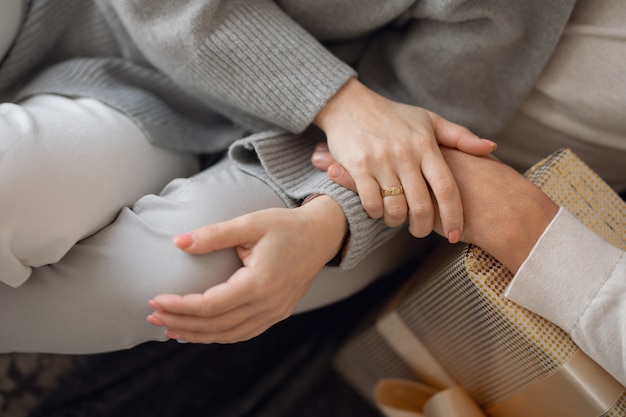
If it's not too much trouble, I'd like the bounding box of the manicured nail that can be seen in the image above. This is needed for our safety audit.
[165,330,183,340]
[329,165,343,179]
[173,233,193,249]
[147,314,165,326]
[312,151,326,163]
[448,229,461,244]
[481,139,497,150]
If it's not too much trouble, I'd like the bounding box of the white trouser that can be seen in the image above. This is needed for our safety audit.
[0,95,425,354]
[0,95,199,287]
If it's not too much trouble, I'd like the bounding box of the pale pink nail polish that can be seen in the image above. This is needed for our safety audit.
[481,139,497,150]
[448,229,461,244]
[173,233,193,249]
[165,330,182,340]
[329,165,343,178]
[147,314,165,327]
[312,152,326,163]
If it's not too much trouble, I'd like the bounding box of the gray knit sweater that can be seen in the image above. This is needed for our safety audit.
[0,0,576,268]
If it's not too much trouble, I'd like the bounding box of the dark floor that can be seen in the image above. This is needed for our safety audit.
[19,262,417,417]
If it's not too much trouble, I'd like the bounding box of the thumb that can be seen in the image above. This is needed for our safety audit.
[311,142,357,192]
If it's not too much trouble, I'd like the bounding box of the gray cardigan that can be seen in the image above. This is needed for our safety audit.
[0,0,576,268]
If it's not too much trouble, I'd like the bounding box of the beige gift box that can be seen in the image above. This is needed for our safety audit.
[334,149,626,417]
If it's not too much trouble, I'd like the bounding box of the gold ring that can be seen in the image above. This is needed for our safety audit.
[380,185,404,197]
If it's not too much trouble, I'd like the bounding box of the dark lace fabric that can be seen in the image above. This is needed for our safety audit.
[0,354,87,417]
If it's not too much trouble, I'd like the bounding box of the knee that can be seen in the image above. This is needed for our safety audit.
[0,249,32,288]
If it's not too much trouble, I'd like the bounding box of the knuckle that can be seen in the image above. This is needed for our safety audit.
[195,224,219,243]
[411,132,434,147]
[384,206,408,228]
[409,200,434,219]
[458,126,472,136]
[363,199,383,217]
[433,177,458,199]
[385,203,407,219]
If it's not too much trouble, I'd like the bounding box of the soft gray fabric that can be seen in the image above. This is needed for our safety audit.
[0,155,423,354]
[0,0,576,268]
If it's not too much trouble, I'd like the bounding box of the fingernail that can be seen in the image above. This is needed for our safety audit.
[448,229,461,244]
[312,152,326,163]
[329,165,343,178]
[173,233,193,249]
[481,139,497,150]
[147,314,165,326]
[165,330,183,340]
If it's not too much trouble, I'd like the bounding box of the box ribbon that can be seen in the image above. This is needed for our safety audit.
[375,311,624,417]
[375,378,485,417]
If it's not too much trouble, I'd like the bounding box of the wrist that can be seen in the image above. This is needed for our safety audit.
[299,194,349,264]
[480,189,558,274]
[313,77,365,132]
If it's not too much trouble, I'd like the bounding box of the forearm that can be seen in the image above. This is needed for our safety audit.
[441,149,626,384]
[474,184,558,274]
[439,148,559,273]
[98,0,355,132]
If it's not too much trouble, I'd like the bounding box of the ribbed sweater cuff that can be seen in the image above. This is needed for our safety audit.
[229,128,397,269]
[505,208,624,332]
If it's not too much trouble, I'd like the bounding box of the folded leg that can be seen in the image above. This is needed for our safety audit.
[0,155,425,354]
[0,94,198,287]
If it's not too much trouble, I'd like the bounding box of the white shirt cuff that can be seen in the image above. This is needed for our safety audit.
[504,207,623,332]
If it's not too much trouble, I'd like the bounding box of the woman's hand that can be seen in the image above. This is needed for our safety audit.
[146,195,347,344]
[314,78,496,242]
[312,145,558,274]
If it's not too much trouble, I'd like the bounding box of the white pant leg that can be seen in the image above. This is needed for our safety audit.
[0,156,426,354]
[0,95,198,287]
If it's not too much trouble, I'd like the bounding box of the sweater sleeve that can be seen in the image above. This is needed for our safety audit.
[505,208,626,386]
[355,0,577,137]
[229,128,399,270]
[96,0,356,133]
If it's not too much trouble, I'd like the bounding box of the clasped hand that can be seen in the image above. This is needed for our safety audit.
[313,78,496,242]
[147,195,347,344]
[147,78,496,344]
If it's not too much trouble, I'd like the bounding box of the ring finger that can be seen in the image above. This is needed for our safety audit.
[401,170,435,237]
[380,178,408,228]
